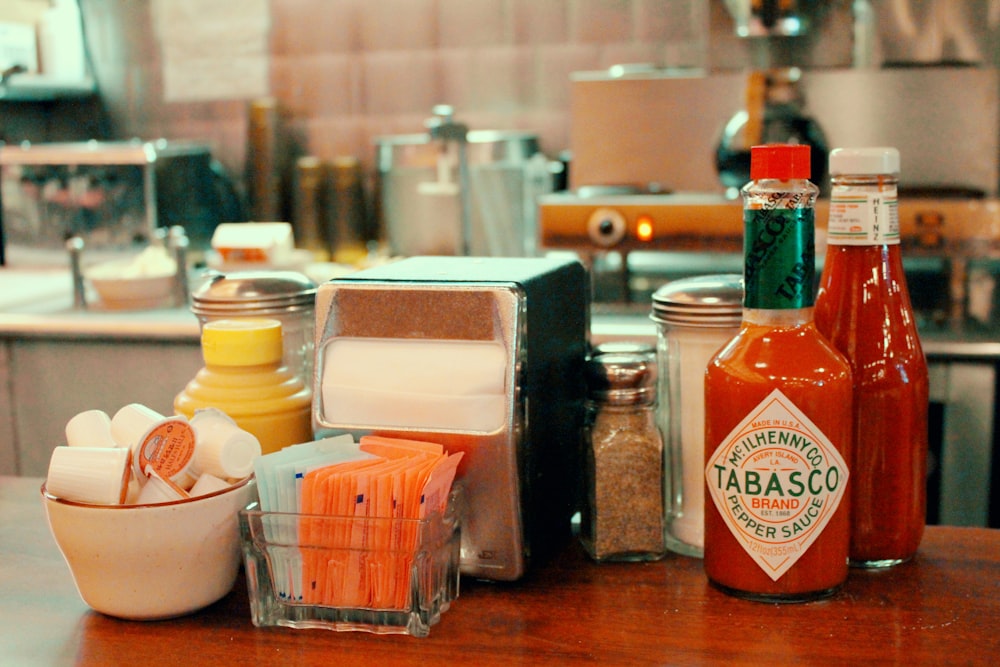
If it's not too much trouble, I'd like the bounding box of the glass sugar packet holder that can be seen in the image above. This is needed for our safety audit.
[238,491,461,638]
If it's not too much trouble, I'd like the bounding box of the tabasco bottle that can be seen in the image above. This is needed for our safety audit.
[704,144,853,602]
[814,147,928,568]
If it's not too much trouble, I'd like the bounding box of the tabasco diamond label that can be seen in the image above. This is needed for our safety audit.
[705,389,849,581]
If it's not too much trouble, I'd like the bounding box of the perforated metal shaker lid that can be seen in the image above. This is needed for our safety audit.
[586,352,656,404]
[591,340,656,360]
[191,270,317,318]
[650,274,743,328]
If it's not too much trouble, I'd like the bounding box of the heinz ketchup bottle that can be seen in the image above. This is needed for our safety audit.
[704,144,853,602]
[814,147,928,568]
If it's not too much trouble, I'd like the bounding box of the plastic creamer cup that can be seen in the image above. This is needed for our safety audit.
[190,473,231,497]
[136,468,189,504]
[46,446,131,505]
[112,404,197,489]
[65,409,118,448]
[189,408,261,479]
[111,403,166,449]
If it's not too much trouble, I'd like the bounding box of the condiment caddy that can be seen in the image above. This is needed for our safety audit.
[241,435,463,637]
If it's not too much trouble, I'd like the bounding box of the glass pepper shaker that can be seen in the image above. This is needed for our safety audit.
[580,352,665,562]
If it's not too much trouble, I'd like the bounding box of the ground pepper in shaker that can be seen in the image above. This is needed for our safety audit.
[580,352,665,562]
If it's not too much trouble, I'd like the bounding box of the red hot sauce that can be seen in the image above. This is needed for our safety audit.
[704,144,853,602]
[814,147,928,567]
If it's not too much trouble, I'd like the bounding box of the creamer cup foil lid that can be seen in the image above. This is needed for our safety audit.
[132,416,197,486]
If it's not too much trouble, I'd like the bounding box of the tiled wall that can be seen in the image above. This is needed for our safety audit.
[77,0,857,186]
[10,0,1000,190]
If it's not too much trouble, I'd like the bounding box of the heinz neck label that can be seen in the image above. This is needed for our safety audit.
[705,389,849,581]
[826,185,900,246]
[743,207,815,309]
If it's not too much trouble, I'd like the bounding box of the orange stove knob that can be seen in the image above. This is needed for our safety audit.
[587,208,627,248]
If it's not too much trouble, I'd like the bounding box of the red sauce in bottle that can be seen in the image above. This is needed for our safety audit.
[814,148,928,566]
[704,145,853,601]
[705,314,853,600]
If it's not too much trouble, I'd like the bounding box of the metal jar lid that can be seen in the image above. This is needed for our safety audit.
[650,274,743,328]
[586,352,656,405]
[191,270,317,318]
[591,340,656,361]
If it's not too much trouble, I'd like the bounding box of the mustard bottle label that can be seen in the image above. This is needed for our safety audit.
[705,389,849,581]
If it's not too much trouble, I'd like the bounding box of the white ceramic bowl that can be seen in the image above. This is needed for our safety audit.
[85,267,174,310]
[42,476,255,620]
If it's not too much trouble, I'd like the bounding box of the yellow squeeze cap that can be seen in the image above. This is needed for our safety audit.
[202,318,283,367]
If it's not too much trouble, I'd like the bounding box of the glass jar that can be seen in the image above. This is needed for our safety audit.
[190,271,317,385]
[580,352,665,562]
[651,274,742,558]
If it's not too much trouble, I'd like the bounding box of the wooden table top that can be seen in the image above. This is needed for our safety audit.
[2,475,998,666]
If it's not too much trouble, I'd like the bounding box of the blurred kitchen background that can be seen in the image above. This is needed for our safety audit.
[2,0,1000,527]
[0,0,993,193]
[4,1,999,292]
[7,0,734,174]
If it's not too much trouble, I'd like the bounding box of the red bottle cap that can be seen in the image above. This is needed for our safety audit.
[750,144,811,181]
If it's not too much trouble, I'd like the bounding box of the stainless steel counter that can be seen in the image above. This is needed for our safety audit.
[0,268,199,341]
[3,267,999,357]
[0,307,199,341]
[0,268,203,477]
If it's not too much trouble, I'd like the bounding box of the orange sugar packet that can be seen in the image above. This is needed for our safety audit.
[301,458,383,604]
[420,451,464,518]
[359,435,444,458]
[360,435,449,519]
[296,435,463,610]
[370,458,411,607]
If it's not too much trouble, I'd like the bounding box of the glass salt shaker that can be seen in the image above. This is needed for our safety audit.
[651,274,742,558]
[190,271,318,385]
[580,352,665,562]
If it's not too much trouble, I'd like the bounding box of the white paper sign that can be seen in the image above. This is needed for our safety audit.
[152,0,269,102]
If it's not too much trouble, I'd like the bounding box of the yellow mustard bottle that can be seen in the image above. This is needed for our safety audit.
[175,318,313,455]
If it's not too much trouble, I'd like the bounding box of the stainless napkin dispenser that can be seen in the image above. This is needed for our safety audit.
[313,256,589,581]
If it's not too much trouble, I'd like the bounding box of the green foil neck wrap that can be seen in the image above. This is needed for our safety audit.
[743,206,815,309]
